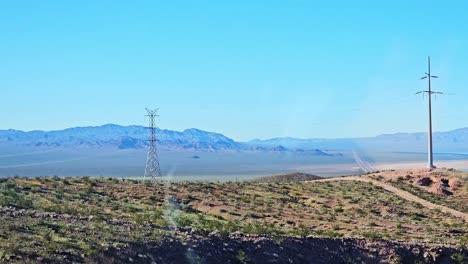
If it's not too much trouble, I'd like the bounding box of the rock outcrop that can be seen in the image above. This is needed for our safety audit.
[428,178,453,196]
[414,176,433,187]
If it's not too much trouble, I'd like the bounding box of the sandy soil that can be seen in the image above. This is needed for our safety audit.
[373,160,468,171]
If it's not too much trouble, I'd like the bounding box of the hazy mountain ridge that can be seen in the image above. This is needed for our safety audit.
[0,124,241,151]
[250,127,468,152]
[2,124,468,153]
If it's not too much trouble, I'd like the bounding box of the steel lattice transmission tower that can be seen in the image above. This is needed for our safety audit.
[144,108,162,181]
[416,56,443,169]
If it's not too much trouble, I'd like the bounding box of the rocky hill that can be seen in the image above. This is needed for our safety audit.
[0,169,466,263]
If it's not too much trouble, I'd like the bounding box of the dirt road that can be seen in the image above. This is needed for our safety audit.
[352,150,377,173]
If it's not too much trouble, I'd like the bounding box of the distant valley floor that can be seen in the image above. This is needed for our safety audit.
[1,148,468,180]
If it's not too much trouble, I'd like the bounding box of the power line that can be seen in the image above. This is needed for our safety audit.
[416,56,443,169]
[144,108,162,181]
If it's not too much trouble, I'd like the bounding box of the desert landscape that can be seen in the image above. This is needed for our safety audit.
[0,168,466,263]
[2,1,468,263]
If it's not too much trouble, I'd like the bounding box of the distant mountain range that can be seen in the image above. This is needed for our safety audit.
[0,124,335,156]
[250,128,468,153]
[1,124,468,153]
[0,124,238,151]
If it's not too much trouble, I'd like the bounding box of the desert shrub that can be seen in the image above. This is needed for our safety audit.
[0,189,34,209]
[181,203,196,213]
[362,231,382,239]
[451,253,466,264]
[322,230,343,238]
[176,214,193,227]
[44,203,80,216]
[84,185,94,195]
[198,218,224,232]
[3,180,17,190]
[126,205,141,213]
[143,180,153,187]
[391,256,402,264]
[334,207,344,213]
[236,249,248,263]
[242,222,281,236]
[294,224,311,238]
[133,209,167,226]
[55,189,65,199]
[220,220,240,236]
[61,178,71,185]
[245,211,261,219]
[134,214,144,224]
[458,234,468,249]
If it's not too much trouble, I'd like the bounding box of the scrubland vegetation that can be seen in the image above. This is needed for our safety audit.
[0,170,466,262]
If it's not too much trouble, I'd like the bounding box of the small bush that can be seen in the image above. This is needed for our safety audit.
[236,249,248,263]
[362,231,382,239]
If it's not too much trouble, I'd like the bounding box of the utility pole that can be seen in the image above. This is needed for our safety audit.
[416,57,443,169]
[144,108,162,181]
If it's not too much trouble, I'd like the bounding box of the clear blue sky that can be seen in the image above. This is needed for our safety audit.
[1,1,467,141]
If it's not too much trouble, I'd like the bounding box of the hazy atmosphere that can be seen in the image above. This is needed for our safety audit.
[2,1,468,179]
[1,1,468,140]
[0,2,467,264]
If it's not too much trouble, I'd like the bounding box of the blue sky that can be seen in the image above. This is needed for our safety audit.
[1,1,467,141]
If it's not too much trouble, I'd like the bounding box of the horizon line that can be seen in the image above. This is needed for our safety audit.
[1,123,467,142]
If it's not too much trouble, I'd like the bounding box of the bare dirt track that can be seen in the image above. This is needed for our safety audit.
[312,176,468,222]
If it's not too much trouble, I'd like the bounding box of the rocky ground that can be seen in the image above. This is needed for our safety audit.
[92,232,467,264]
[252,173,323,183]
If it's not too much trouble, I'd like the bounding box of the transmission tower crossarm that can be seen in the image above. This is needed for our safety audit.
[416,56,443,169]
